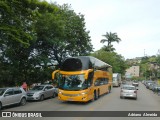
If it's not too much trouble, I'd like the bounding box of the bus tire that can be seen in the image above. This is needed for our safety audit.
[91,91,98,102]
[94,90,98,100]
[98,90,100,98]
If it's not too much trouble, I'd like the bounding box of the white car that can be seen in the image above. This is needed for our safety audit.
[120,85,138,100]
[0,87,27,110]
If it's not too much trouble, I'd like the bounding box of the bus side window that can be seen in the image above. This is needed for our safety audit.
[94,79,99,86]
[104,78,108,84]
[100,78,104,85]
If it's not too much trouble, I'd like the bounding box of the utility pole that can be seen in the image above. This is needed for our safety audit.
[157,49,160,85]
[157,49,160,56]
[144,49,147,80]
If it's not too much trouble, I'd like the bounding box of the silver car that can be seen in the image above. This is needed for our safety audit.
[0,87,27,110]
[120,85,138,100]
[132,81,139,87]
[27,85,57,101]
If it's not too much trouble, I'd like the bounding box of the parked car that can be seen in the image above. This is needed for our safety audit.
[144,80,150,86]
[132,80,139,87]
[0,87,27,110]
[26,84,57,101]
[122,80,127,84]
[142,80,145,84]
[146,81,155,89]
[153,85,160,94]
[120,85,138,100]
[145,80,154,87]
[148,83,156,90]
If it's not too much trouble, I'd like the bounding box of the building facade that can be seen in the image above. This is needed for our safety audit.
[125,66,140,78]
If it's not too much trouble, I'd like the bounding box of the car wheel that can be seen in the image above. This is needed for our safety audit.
[0,102,2,110]
[20,98,26,106]
[40,95,44,101]
[52,92,56,98]
[135,97,137,100]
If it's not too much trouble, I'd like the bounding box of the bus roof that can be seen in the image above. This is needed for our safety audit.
[60,56,112,71]
[85,56,112,68]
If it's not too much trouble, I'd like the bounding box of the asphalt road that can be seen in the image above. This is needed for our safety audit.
[1,82,160,120]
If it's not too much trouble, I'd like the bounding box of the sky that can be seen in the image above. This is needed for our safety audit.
[46,0,160,59]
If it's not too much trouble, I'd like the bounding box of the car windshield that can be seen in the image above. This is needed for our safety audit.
[31,86,44,90]
[58,74,88,91]
[0,88,7,96]
[123,86,136,90]
[133,81,138,83]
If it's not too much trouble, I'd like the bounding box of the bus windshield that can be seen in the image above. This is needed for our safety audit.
[58,74,88,91]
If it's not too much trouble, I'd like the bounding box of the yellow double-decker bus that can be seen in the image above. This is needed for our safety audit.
[52,56,112,102]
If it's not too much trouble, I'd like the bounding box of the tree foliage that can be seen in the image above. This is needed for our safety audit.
[100,32,121,52]
[91,49,127,75]
[0,0,93,87]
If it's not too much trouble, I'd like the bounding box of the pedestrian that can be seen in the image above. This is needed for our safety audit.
[22,82,27,91]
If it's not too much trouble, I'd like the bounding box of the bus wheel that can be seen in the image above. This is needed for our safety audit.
[91,91,98,102]
[98,90,100,98]
[94,91,98,100]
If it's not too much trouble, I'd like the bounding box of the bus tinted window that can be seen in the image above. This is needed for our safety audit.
[94,79,100,86]
[61,58,82,71]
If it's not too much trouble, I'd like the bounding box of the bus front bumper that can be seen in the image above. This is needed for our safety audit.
[58,93,89,102]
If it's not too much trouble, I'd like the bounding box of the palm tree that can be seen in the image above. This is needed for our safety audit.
[100,32,121,52]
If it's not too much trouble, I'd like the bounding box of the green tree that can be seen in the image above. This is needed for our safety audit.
[0,0,57,86]
[35,4,93,67]
[156,55,160,64]
[0,0,39,86]
[0,1,93,87]
[100,32,121,52]
[91,49,127,75]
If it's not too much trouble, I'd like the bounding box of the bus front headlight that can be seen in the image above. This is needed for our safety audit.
[81,92,88,95]
[59,91,62,94]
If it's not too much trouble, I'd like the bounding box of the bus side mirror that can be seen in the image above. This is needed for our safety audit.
[85,69,93,79]
[52,70,60,88]
[52,70,60,79]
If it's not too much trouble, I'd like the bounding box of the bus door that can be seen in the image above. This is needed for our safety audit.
[86,72,94,100]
